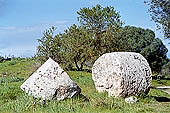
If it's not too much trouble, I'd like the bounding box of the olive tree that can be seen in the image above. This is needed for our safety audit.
[36,27,63,64]
[62,24,94,71]
[145,0,170,39]
[77,4,123,57]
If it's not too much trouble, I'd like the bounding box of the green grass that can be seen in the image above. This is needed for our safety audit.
[0,58,36,78]
[0,59,170,113]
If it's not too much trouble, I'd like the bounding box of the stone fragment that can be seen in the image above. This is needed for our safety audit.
[92,52,152,97]
[20,58,81,100]
[156,86,170,95]
[125,96,138,104]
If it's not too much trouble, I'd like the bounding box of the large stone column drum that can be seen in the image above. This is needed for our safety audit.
[92,52,152,97]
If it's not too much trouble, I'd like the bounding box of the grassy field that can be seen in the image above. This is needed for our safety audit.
[0,58,170,113]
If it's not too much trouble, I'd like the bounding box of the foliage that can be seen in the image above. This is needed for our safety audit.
[160,61,170,78]
[62,24,94,71]
[145,0,170,39]
[36,25,93,71]
[37,26,63,64]
[118,26,168,73]
[77,4,123,33]
[0,56,4,63]
[77,4,123,57]
[37,5,168,72]
[93,25,128,55]
[37,5,125,70]
[141,38,168,72]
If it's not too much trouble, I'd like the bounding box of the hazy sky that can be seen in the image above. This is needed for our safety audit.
[0,0,169,58]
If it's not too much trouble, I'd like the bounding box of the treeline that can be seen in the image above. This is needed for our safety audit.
[0,56,12,63]
[36,5,169,74]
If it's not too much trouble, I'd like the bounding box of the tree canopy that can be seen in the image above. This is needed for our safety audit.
[37,27,63,64]
[77,4,123,33]
[161,61,170,78]
[36,5,169,73]
[118,26,169,72]
[77,4,123,57]
[0,56,4,63]
[145,0,170,39]
[62,24,94,71]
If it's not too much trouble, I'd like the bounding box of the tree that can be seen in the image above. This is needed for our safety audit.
[77,4,123,56]
[77,4,123,33]
[98,25,128,54]
[145,0,170,39]
[37,5,125,70]
[118,26,156,52]
[0,56,4,63]
[37,5,168,72]
[62,24,94,71]
[118,26,168,73]
[141,38,168,72]
[37,25,94,71]
[160,61,170,78]
[36,27,63,64]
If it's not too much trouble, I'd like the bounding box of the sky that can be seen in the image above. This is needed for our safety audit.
[0,0,169,58]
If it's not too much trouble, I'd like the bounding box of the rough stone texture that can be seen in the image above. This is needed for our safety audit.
[92,52,152,97]
[125,96,138,104]
[20,58,81,100]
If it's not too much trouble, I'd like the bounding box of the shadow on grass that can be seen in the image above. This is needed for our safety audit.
[153,96,170,102]
[152,76,170,80]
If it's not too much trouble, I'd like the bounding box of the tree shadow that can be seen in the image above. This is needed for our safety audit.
[159,78,170,80]
[152,96,170,102]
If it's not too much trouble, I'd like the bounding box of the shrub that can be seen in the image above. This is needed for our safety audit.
[0,56,4,63]
[160,61,170,78]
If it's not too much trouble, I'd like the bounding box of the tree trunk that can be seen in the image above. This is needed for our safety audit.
[80,58,86,71]
[74,58,80,71]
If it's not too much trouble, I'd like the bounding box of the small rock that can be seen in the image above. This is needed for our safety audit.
[156,86,170,95]
[125,96,138,104]
[20,58,81,100]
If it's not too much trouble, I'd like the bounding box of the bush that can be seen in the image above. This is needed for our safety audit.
[160,61,170,78]
[0,56,4,63]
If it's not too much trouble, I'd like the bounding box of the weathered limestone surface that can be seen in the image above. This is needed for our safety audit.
[92,52,152,97]
[20,58,81,100]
